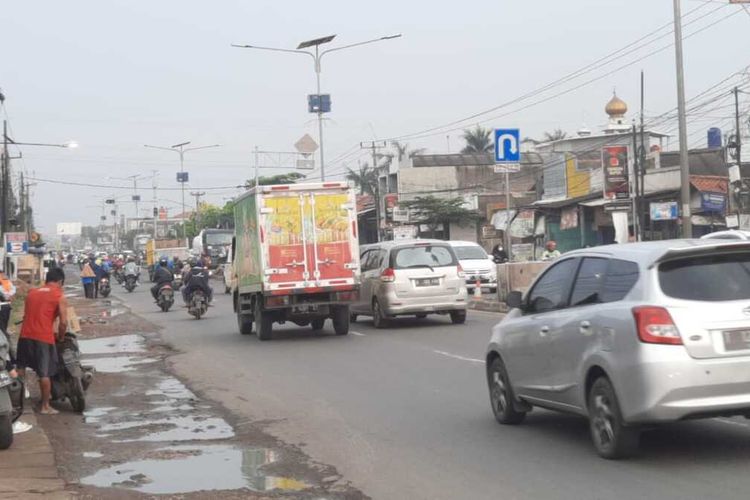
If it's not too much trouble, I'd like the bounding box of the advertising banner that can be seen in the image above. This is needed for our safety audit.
[700,193,726,213]
[56,222,82,236]
[602,145,629,200]
[650,202,679,221]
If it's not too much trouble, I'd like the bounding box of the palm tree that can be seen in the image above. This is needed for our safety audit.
[345,163,378,195]
[543,128,568,142]
[461,126,493,153]
[390,140,426,161]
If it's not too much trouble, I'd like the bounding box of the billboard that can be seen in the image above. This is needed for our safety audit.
[602,146,630,200]
[56,222,82,236]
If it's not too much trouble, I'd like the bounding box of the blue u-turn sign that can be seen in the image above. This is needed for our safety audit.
[494,128,520,163]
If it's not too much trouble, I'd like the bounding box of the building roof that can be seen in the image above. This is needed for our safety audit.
[411,152,543,168]
[356,194,375,214]
[690,175,728,193]
[658,148,727,175]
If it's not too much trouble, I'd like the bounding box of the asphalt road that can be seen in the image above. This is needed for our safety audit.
[114,276,750,500]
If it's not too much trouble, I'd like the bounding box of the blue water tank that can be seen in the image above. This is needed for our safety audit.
[707,127,722,149]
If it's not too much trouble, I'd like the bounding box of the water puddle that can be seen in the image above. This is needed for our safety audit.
[82,445,310,494]
[83,406,117,424]
[80,335,146,355]
[85,356,156,374]
[83,452,104,459]
[100,415,235,442]
[101,307,127,318]
[145,377,196,400]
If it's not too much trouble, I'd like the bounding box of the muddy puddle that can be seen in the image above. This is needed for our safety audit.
[71,333,321,496]
[82,445,310,494]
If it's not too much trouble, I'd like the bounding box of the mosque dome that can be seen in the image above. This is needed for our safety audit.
[605,93,628,116]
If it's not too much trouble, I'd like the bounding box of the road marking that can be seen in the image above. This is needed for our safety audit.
[350,331,366,337]
[433,350,483,364]
[715,418,750,428]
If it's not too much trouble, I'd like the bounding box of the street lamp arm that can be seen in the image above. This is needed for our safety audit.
[5,137,73,148]
[144,144,178,153]
[183,144,220,153]
[231,44,315,61]
[319,34,402,60]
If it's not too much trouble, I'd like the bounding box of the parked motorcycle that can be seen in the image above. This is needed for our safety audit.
[99,277,111,298]
[157,284,175,312]
[124,275,137,293]
[51,332,94,413]
[188,290,208,319]
[0,332,23,450]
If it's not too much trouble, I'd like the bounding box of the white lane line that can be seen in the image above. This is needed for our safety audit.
[433,350,484,364]
[715,418,750,428]
[350,331,366,337]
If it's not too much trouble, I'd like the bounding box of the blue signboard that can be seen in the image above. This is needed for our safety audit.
[176,172,189,183]
[494,128,520,163]
[650,202,678,221]
[700,192,726,213]
[308,94,331,113]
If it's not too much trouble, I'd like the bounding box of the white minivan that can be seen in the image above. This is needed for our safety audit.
[448,241,498,294]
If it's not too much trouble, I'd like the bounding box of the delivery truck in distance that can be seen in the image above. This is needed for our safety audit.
[232,182,360,340]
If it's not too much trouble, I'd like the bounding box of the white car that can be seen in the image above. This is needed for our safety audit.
[448,241,497,294]
[700,230,750,241]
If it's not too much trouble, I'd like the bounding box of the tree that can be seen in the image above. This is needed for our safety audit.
[461,126,494,154]
[345,163,378,195]
[390,140,426,162]
[245,172,306,189]
[400,196,480,239]
[543,129,568,142]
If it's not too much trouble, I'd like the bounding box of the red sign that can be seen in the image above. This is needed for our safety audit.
[602,145,629,200]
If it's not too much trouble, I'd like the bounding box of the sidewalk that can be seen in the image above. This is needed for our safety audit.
[0,411,73,499]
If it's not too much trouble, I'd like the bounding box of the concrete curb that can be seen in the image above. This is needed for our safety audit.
[468,298,508,314]
[0,411,74,499]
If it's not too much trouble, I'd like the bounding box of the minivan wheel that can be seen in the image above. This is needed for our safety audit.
[588,377,639,459]
[487,357,526,425]
[372,300,388,329]
[450,310,467,324]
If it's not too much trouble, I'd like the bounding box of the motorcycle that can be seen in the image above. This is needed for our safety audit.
[113,268,125,285]
[0,331,23,450]
[157,284,175,312]
[51,332,94,413]
[188,290,208,319]
[172,273,183,290]
[124,274,137,293]
[99,277,111,298]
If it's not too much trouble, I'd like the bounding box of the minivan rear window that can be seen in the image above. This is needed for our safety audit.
[392,245,456,270]
[659,253,750,301]
[453,245,488,260]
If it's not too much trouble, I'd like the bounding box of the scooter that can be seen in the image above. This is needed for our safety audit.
[188,290,208,319]
[0,331,23,450]
[99,277,111,298]
[172,273,183,291]
[157,284,175,312]
[124,274,137,293]
[51,332,94,413]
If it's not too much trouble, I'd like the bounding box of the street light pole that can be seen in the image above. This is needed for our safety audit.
[232,34,402,181]
[673,0,692,237]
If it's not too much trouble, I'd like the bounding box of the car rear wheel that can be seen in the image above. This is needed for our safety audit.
[588,377,639,459]
[450,310,467,324]
[487,357,526,425]
[372,300,388,329]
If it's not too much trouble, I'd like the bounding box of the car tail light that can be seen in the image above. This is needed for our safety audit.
[457,264,465,279]
[633,306,683,345]
[381,268,396,282]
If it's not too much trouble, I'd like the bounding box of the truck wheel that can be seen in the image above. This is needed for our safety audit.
[238,310,254,335]
[0,413,12,450]
[311,318,325,331]
[255,299,273,341]
[332,306,350,336]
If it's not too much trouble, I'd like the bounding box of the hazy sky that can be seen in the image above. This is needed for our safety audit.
[2,0,749,235]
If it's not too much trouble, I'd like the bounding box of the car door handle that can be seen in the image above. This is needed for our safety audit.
[539,325,550,337]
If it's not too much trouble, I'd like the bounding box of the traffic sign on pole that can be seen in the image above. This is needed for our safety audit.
[494,128,521,163]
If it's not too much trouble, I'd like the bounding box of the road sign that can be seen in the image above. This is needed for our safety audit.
[176,172,189,183]
[494,128,520,163]
[294,134,319,154]
[493,164,520,173]
[308,94,331,113]
[4,232,28,255]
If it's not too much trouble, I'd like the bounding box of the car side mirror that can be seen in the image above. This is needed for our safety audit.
[506,290,524,311]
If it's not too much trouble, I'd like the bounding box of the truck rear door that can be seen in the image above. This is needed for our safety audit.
[310,190,356,286]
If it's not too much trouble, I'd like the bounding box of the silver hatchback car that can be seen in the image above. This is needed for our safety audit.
[486,239,750,458]
[351,240,468,328]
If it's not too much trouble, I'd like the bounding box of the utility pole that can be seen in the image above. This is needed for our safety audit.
[736,86,743,176]
[190,191,206,230]
[360,140,387,242]
[673,0,692,237]
[632,123,640,241]
[152,170,159,239]
[2,120,8,235]
[639,70,647,241]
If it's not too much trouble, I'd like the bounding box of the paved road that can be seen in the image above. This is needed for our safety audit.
[115,277,750,500]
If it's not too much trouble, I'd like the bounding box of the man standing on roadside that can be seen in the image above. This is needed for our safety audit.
[16,268,68,415]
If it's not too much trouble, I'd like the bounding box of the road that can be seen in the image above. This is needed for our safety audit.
[116,277,750,500]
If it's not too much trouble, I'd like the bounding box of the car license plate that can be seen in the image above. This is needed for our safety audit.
[723,329,750,351]
[415,278,440,287]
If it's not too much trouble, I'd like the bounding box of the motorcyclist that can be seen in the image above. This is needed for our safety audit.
[123,257,139,283]
[151,257,174,301]
[183,258,213,305]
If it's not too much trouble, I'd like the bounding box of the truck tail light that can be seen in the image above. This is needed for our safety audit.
[352,220,357,238]
[457,264,465,279]
[266,295,290,307]
[381,268,396,282]
[633,306,683,345]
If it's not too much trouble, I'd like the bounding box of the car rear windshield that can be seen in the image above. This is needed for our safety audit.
[659,252,750,301]
[453,246,488,260]
[392,245,457,270]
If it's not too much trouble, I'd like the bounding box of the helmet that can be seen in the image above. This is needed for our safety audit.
[127,256,135,262]
[159,257,168,267]
[187,257,197,267]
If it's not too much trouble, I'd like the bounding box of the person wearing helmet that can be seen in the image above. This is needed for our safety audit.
[123,257,139,281]
[151,257,174,301]
[182,258,213,305]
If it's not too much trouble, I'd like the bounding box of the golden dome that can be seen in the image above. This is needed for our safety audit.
[605,93,628,116]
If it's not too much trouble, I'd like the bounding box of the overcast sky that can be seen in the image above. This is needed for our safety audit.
[2,0,749,235]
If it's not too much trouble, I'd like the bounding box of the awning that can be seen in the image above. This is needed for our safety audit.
[579,198,611,207]
[690,176,728,194]
[531,193,600,209]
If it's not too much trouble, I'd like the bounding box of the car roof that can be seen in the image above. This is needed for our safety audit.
[360,239,453,251]
[700,230,750,240]
[561,239,750,267]
[446,240,483,247]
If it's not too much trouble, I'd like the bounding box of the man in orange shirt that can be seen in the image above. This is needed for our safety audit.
[16,268,68,415]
